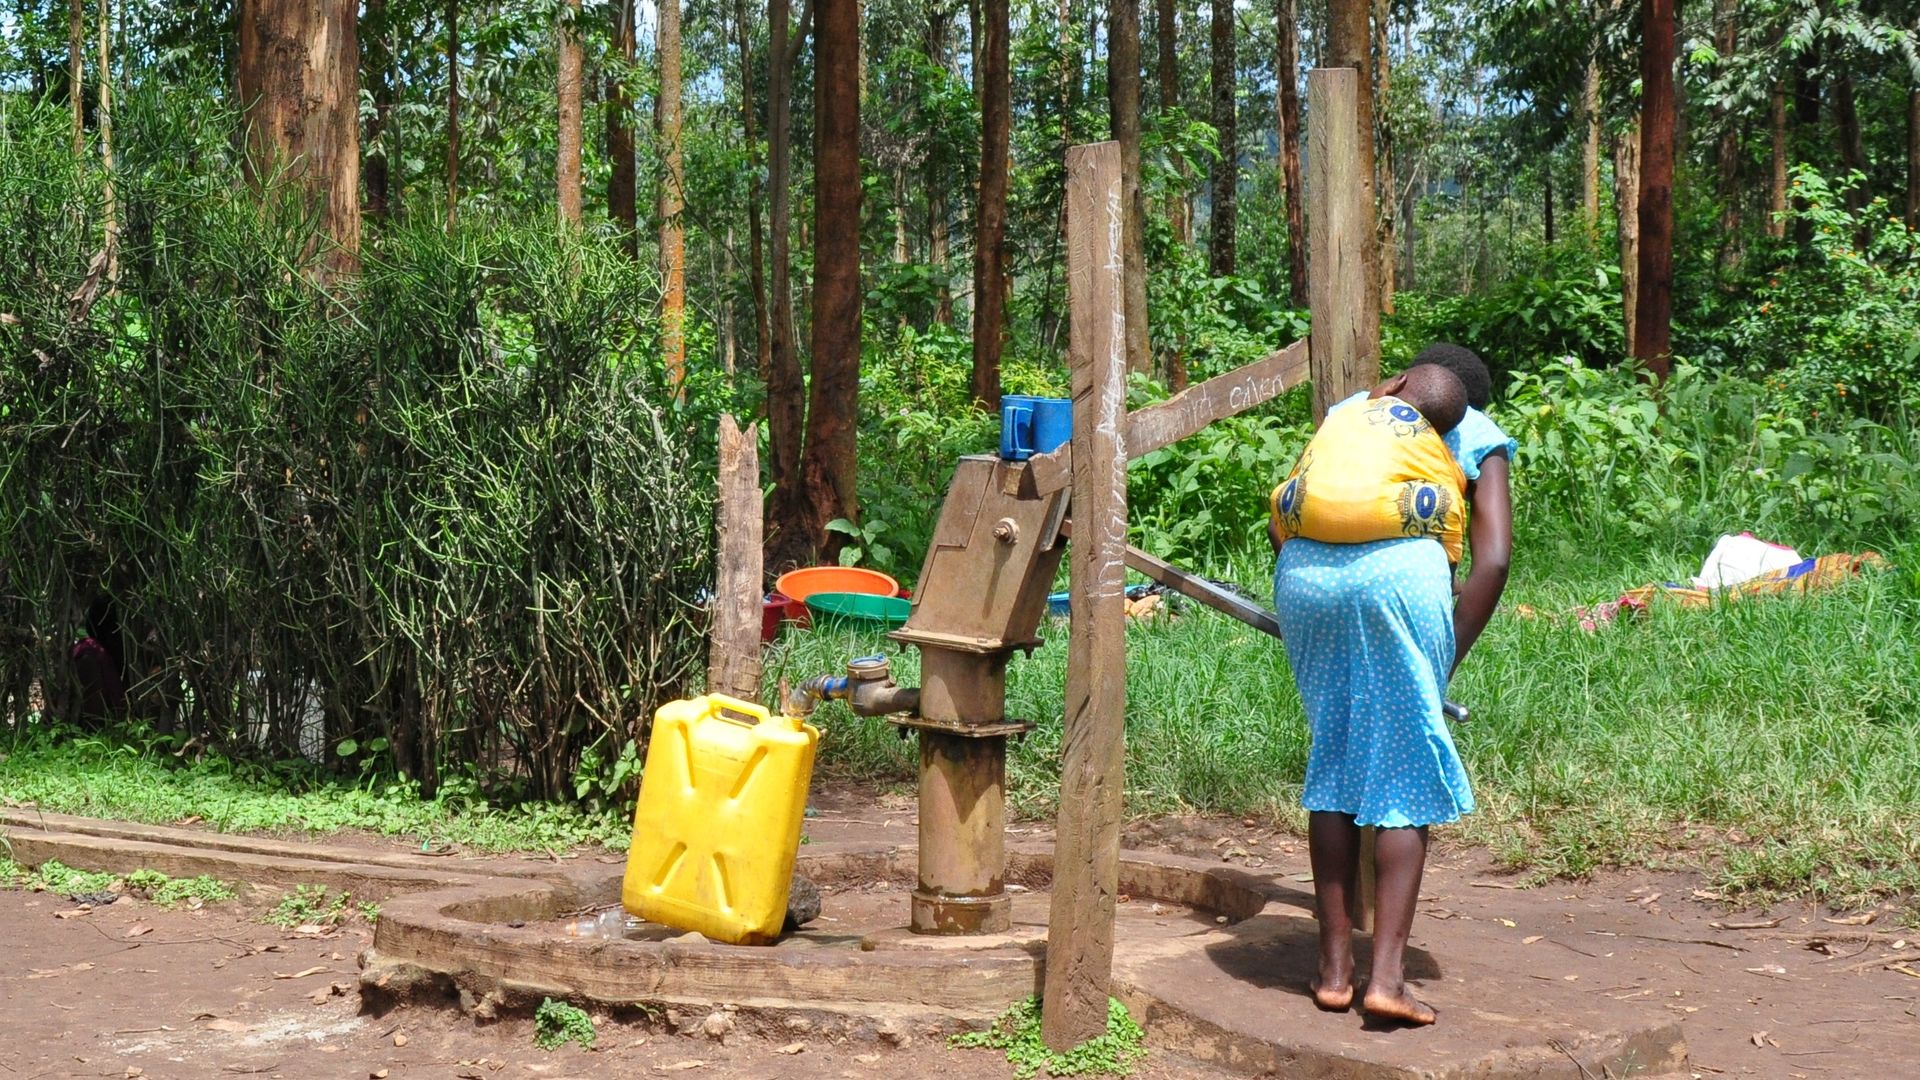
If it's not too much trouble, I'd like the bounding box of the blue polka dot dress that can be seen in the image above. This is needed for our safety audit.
[1272,398,1515,829]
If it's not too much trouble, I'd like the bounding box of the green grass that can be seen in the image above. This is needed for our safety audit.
[770,543,1920,916]
[951,997,1147,1078]
[1,859,236,907]
[6,541,1915,917]
[0,733,628,854]
[533,998,597,1051]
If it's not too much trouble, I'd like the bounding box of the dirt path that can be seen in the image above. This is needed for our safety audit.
[5,792,1917,1079]
[1126,812,1920,1079]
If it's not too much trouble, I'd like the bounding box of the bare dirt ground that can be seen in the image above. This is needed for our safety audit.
[3,791,1916,1079]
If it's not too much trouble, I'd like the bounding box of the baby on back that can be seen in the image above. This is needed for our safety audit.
[1269,364,1471,563]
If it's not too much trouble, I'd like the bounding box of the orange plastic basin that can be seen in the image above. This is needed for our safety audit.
[774,566,900,602]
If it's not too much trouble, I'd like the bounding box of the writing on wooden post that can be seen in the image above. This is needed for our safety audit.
[1307,68,1376,425]
[1042,141,1130,1053]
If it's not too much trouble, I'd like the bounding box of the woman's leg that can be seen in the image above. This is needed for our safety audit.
[1307,811,1360,1009]
[1362,824,1436,1024]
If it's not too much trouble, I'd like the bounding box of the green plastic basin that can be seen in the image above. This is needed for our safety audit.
[804,591,912,630]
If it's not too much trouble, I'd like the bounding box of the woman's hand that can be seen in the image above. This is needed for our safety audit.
[1452,452,1511,675]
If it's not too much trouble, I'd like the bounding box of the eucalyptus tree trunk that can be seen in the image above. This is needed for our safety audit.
[736,0,771,372]
[970,0,1010,407]
[70,0,84,155]
[1208,0,1237,276]
[1633,0,1675,381]
[1712,0,1739,265]
[556,0,583,227]
[1374,0,1394,311]
[765,0,808,564]
[1276,0,1306,306]
[237,0,359,279]
[608,0,638,255]
[1582,58,1600,229]
[445,0,461,232]
[1112,0,1149,373]
[1767,77,1787,238]
[658,0,687,392]
[1156,0,1190,243]
[365,0,394,221]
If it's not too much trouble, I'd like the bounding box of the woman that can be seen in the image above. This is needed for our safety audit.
[1272,343,1513,1025]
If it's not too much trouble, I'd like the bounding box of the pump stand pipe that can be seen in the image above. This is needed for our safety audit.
[781,656,923,719]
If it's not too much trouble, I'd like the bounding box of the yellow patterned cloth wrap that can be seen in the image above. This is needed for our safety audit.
[1269,396,1469,562]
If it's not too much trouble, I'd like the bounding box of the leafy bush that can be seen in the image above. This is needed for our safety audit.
[533,998,596,1051]
[0,93,711,801]
[951,996,1147,1079]
[1391,237,1626,388]
[1504,360,1920,555]
[1726,167,1920,417]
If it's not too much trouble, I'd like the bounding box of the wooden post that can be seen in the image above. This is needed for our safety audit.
[1042,141,1129,1053]
[707,415,764,700]
[1308,66,1378,930]
[1307,68,1370,425]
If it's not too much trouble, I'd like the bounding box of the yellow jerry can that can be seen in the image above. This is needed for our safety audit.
[622,693,820,945]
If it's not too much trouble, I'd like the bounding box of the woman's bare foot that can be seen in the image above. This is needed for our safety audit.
[1361,984,1436,1026]
[1309,973,1354,1012]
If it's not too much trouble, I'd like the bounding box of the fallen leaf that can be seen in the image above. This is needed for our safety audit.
[1692,889,1726,902]
[655,1063,707,1073]
[1891,963,1920,980]
[125,924,153,939]
[1469,881,1522,890]
[1289,873,1314,882]
[1711,918,1784,930]
[1745,964,1788,975]
[1752,1030,1770,1048]
[126,1068,143,1077]
[1824,911,1878,926]
[1634,892,1663,906]
[1497,918,1517,928]
[27,962,95,979]
[293,924,334,936]
[54,908,92,919]
[371,1071,390,1079]
[174,815,203,826]
[854,1054,881,1065]
[274,966,330,980]
[774,1042,805,1054]
[204,1019,250,1033]
[1562,974,1578,981]
[1522,935,1544,945]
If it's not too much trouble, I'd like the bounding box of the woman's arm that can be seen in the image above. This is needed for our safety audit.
[1453,451,1511,674]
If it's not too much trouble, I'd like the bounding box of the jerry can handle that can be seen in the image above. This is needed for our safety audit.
[704,692,780,728]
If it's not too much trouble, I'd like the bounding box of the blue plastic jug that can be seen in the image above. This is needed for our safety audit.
[999,395,1072,460]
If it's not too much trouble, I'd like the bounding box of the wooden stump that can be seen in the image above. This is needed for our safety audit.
[707,415,764,701]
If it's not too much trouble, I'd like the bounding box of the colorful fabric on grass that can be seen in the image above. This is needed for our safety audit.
[1275,537,1475,828]
[1521,552,1892,631]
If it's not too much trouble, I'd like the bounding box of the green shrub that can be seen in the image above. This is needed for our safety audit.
[0,92,711,801]
[951,997,1147,1079]
[1727,166,1920,417]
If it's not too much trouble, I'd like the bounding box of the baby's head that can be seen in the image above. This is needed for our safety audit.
[1411,342,1493,410]
[1373,363,1468,435]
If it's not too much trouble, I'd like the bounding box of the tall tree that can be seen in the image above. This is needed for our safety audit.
[765,0,808,562]
[1156,0,1190,242]
[971,0,1010,406]
[659,0,686,391]
[69,0,83,155]
[1633,0,1675,381]
[556,0,583,227]
[736,0,771,372]
[1831,70,1869,213]
[1112,0,1149,373]
[1617,115,1641,349]
[608,0,638,255]
[1276,0,1307,306]
[1374,0,1394,309]
[1909,82,1920,228]
[1326,0,1378,354]
[1767,75,1788,238]
[801,0,863,555]
[927,5,954,324]
[1208,0,1237,275]
[365,0,394,221]
[446,0,461,232]
[1712,0,1739,262]
[97,0,115,279]
[1582,56,1601,229]
[236,0,360,278]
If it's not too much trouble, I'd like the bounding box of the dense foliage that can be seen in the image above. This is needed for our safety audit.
[0,96,711,801]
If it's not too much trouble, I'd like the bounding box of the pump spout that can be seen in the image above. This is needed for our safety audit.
[782,656,921,719]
